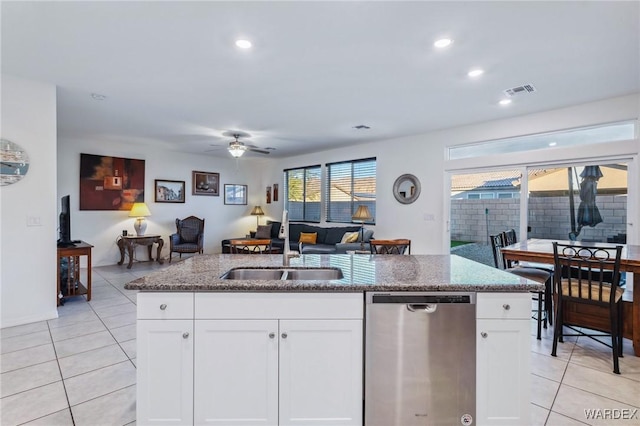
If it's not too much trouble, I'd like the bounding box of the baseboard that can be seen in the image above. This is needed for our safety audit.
[0,308,59,329]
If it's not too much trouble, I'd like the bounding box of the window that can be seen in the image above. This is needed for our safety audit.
[325,158,376,223]
[284,165,321,222]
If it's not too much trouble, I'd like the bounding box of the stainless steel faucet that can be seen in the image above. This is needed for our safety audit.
[279,210,299,266]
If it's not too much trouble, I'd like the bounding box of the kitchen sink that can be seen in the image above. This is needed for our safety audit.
[221,267,343,281]
[220,268,284,280]
[283,268,344,280]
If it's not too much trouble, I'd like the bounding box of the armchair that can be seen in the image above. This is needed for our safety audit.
[169,216,205,262]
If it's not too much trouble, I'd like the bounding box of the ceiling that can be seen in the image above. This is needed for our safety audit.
[2,1,639,158]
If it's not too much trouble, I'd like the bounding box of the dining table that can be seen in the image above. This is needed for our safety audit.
[501,239,640,356]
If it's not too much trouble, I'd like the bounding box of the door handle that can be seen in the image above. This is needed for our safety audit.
[407,304,437,313]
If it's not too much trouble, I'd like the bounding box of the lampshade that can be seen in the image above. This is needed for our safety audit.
[129,203,151,217]
[228,141,247,158]
[352,205,372,221]
[251,206,265,216]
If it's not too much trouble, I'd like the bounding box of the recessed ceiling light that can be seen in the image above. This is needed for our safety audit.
[434,38,453,48]
[468,69,484,78]
[91,93,106,101]
[499,99,512,106]
[548,142,557,147]
[235,39,252,49]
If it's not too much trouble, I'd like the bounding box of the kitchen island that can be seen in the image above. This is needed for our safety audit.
[126,254,542,426]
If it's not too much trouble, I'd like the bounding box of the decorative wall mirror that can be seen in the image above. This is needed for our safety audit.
[393,174,421,204]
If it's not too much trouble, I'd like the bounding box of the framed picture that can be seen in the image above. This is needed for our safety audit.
[80,153,145,210]
[224,184,248,205]
[192,171,219,196]
[155,179,185,203]
[273,183,279,201]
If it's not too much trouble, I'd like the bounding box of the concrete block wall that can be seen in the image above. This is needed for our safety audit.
[451,195,627,243]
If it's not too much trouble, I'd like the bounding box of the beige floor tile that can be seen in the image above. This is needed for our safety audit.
[71,384,136,426]
[101,312,137,330]
[119,339,137,359]
[49,319,107,342]
[94,301,136,318]
[1,330,52,354]
[0,381,69,425]
[47,310,99,329]
[1,360,62,398]
[0,321,49,340]
[552,384,640,425]
[88,295,131,310]
[562,363,640,407]
[532,373,561,409]
[54,330,116,358]
[0,343,56,373]
[531,403,550,426]
[22,408,74,425]
[58,344,128,379]
[531,351,569,382]
[65,360,136,406]
[546,411,589,425]
[110,324,137,343]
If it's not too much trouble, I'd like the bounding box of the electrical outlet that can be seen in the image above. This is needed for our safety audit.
[423,213,435,221]
[27,216,42,226]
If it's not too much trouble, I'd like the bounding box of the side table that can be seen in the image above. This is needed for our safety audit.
[57,241,93,306]
[117,235,164,269]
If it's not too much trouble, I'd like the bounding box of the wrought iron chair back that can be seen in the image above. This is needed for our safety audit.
[369,239,411,255]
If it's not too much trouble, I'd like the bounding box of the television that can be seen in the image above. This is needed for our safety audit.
[57,195,74,247]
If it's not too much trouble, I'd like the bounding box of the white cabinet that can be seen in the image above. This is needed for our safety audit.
[137,292,363,426]
[476,293,531,426]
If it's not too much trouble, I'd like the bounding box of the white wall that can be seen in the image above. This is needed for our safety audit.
[1,75,58,328]
[58,138,269,266]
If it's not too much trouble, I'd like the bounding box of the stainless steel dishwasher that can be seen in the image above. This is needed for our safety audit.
[365,292,476,426]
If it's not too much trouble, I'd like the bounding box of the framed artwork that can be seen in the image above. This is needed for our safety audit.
[273,183,279,201]
[224,184,247,205]
[155,179,185,203]
[80,153,145,210]
[192,171,219,196]
[266,186,271,204]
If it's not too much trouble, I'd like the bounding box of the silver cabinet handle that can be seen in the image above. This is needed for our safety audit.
[281,332,288,339]
[160,304,167,310]
[269,332,275,339]
[182,332,189,339]
[481,332,488,338]
[502,304,510,310]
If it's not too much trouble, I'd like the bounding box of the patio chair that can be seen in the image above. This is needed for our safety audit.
[551,242,624,374]
[169,216,205,261]
[490,233,552,340]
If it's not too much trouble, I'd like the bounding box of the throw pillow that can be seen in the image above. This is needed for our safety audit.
[299,232,318,244]
[255,224,272,239]
[341,231,360,243]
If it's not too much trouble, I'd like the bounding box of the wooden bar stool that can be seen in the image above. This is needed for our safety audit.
[369,239,411,255]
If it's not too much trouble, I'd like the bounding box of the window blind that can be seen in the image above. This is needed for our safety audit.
[283,165,321,222]
[325,158,376,223]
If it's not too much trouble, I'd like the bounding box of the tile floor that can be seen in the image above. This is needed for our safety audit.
[1,260,640,425]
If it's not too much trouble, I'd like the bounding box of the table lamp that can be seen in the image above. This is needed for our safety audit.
[250,205,265,229]
[352,205,372,250]
[129,202,151,236]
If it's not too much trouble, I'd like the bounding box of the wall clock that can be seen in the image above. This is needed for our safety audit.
[1,139,30,186]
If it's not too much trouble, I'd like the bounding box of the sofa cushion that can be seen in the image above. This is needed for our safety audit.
[324,226,360,244]
[255,224,272,239]
[300,244,337,254]
[361,229,374,242]
[341,231,360,243]
[267,221,281,239]
[299,232,318,244]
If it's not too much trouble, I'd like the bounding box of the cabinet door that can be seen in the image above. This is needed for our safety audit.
[476,319,530,426]
[137,320,193,426]
[194,320,279,425]
[279,319,363,426]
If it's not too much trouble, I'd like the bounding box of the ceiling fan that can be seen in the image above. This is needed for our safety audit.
[218,134,274,158]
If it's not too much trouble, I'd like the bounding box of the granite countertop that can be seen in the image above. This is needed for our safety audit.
[124,254,544,292]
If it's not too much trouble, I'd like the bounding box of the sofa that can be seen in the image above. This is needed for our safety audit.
[263,221,374,254]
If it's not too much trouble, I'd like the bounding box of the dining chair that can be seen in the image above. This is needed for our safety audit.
[551,242,624,374]
[229,239,273,254]
[369,239,411,255]
[490,233,552,340]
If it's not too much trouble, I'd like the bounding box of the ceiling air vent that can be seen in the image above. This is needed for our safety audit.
[504,84,536,97]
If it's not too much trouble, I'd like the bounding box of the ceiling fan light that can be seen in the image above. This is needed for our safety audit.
[228,141,247,158]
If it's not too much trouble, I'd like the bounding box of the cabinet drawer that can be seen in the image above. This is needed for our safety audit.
[138,293,194,319]
[476,292,530,319]
[195,292,363,320]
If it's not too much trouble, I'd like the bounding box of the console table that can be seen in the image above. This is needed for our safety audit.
[117,235,164,269]
[57,241,93,306]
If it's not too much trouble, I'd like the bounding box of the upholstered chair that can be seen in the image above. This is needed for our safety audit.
[169,216,205,261]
